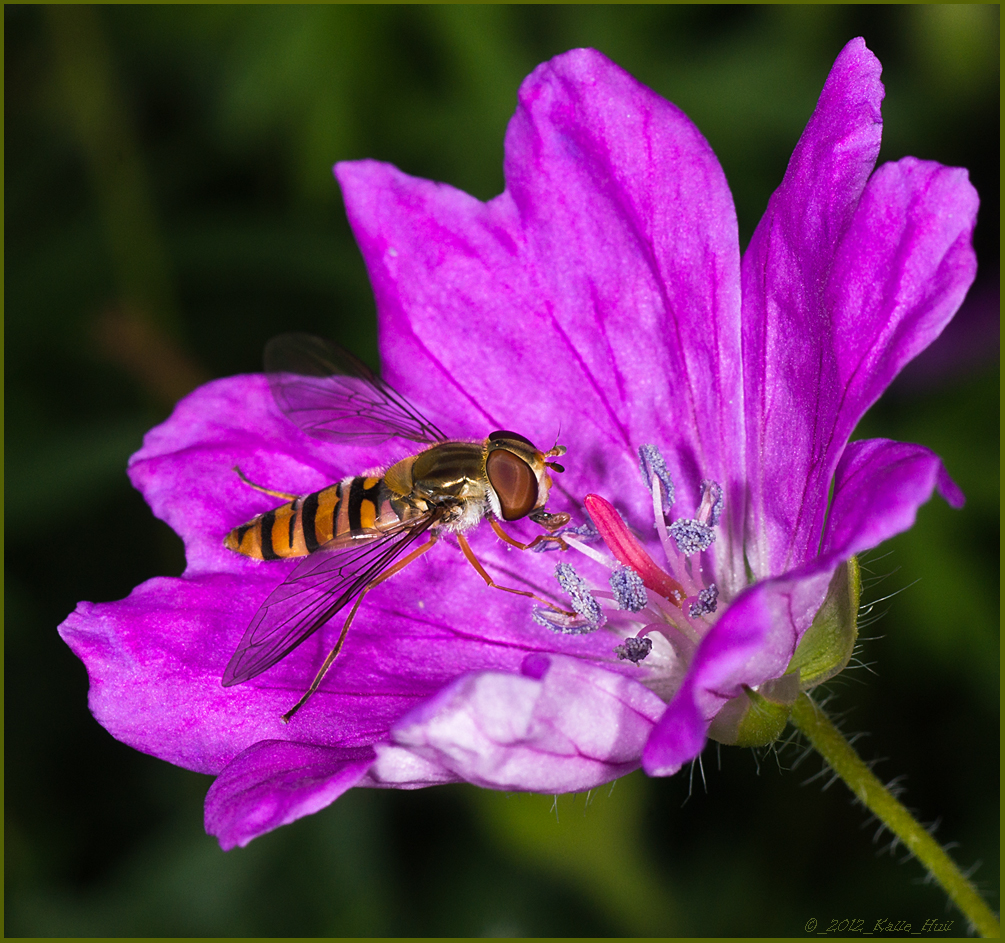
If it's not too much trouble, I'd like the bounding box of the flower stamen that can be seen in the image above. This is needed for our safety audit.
[542,451,726,673]
[697,479,724,527]
[688,583,719,619]
[533,562,606,633]
[609,565,648,612]
[614,636,653,664]
[638,444,674,518]
[668,518,715,556]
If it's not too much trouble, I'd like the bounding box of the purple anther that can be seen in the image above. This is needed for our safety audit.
[566,520,601,540]
[609,565,648,612]
[554,562,606,629]
[697,479,724,527]
[638,444,674,516]
[669,518,715,556]
[688,583,719,619]
[532,607,601,635]
[614,636,653,664]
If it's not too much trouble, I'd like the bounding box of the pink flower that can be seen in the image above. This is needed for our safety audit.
[59,40,976,849]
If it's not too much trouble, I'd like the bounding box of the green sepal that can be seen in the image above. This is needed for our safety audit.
[787,556,861,689]
[707,674,800,747]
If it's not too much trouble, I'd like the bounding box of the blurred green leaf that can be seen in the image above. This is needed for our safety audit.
[468,773,678,935]
[6,418,151,533]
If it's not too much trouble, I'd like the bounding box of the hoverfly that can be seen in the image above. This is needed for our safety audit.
[222,333,572,722]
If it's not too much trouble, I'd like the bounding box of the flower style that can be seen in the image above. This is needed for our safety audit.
[59,39,977,850]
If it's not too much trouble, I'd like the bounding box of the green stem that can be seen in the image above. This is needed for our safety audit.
[790,693,999,938]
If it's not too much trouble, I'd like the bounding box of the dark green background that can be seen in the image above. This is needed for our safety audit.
[6,5,998,936]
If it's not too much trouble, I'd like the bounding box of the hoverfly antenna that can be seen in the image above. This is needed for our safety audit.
[544,419,567,463]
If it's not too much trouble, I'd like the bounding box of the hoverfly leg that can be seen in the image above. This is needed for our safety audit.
[489,517,569,552]
[280,618,353,724]
[456,532,575,615]
[281,532,441,724]
[233,466,299,501]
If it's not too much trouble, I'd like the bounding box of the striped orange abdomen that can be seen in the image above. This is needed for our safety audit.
[225,476,396,560]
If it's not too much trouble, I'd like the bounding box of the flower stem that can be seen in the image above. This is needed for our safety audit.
[790,693,999,937]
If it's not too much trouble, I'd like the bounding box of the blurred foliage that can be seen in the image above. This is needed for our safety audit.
[5,4,998,936]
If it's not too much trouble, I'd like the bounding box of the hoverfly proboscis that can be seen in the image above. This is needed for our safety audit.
[221,333,572,722]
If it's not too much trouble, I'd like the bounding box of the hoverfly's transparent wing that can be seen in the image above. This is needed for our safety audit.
[264,333,448,445]
[221,510,445,687]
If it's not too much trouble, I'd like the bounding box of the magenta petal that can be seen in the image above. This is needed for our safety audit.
[503,48,744,507]
[205,740,375,850]
[822,157,979,428]
[60,574,285,774]
[741,38,978,580]
[741,38,882,579]
[642,566,832,777]
[387,654,666,792]
[336,47,742,531]
[823,438,964,558]
[58,572,413,774]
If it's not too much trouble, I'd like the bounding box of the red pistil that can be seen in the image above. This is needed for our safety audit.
[584,493,686,607]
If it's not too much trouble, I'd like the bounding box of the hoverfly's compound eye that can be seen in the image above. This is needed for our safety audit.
[486,448,538,520]
[488,430,533,447]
